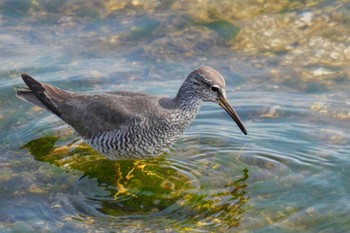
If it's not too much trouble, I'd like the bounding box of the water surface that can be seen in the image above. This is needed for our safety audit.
[1,0,350,232]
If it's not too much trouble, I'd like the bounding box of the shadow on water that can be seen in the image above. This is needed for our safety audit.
[21,136,250,230]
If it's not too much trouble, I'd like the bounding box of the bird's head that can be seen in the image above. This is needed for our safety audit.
[185,66,247,135]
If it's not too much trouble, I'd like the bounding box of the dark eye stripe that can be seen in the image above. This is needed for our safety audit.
[202,80,211,88]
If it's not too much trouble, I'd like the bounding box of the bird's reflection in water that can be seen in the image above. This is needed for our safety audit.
[21,136,249,229]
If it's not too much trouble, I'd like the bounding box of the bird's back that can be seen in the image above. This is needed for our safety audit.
[59,91,176,137]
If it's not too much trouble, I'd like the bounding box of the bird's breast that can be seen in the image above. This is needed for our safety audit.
[84,114,192,160]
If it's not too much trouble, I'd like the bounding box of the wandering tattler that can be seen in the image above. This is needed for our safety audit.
[17,66,247,160]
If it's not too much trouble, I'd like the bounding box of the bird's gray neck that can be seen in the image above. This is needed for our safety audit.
[174,82,203,114]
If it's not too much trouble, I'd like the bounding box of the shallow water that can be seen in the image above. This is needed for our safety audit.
[1,0,350,232]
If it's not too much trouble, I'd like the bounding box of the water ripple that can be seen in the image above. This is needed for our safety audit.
[14,134,250,231]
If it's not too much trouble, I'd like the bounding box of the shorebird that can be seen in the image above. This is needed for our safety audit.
[17,66,247,160]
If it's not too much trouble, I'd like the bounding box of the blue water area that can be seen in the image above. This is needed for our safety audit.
[1,0,350,232]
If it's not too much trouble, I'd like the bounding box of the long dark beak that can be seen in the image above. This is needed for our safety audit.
[217,97,247,135]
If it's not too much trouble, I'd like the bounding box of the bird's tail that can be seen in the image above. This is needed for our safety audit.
[16,74,70,117]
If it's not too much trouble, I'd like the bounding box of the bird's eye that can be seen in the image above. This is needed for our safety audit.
[210,85,220,92]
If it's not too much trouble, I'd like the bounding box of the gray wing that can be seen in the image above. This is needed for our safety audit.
[17,74,162,138]
[59,93,155,137]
